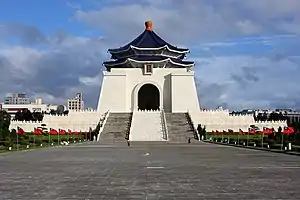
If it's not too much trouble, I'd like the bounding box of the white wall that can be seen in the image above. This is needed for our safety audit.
[171,73,200,113]
[97,68,201,113]
[97,72,127,113]
[10,110,105,132]
[190,109,287,132]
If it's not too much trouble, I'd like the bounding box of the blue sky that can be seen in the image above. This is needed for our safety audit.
[0,0,300,110]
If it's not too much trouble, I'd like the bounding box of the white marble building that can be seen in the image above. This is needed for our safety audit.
[9,21,287,137]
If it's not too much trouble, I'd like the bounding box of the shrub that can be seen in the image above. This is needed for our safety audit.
[35,139,42,145]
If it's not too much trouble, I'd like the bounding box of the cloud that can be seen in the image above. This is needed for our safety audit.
[0,33,107,108]
[0,23,48,45]
[73,0,300,44]
[1,0,300,110]
[194,55,300,109]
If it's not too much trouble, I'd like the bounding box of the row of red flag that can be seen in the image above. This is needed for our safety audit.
[212,127,295,135]
[17,127,87,135]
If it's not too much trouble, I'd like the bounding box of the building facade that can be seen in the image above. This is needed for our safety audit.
[67,93,84,111]
[4,93,30,104]
[97,21,200,113]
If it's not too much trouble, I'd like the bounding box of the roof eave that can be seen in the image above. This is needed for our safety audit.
[109,45,189,54]
[103,58,194,67]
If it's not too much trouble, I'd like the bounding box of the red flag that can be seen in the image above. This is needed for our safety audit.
[68,129,73,135]
[228,129,234,134]
[59,129,67,135]
[34,127,43,135]
[238,129,244,135]
[49,128,58,135]
[248,128,256,134]
[223,130,227,135]
[283,127,294,135]
[215,130,220,135]
[17,126,25,135]
[262,127,274,135]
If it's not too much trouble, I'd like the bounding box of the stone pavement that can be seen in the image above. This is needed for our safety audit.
[0,141,299,199]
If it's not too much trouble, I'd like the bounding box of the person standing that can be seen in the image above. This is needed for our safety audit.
[197,124,202,140]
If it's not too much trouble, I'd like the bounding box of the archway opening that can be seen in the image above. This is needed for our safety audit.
[138,84,160,110]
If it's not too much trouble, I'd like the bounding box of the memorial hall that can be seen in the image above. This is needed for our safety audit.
[10,21,287,142]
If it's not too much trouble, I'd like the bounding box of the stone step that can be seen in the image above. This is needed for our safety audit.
[165,112,196,142]
[100,113,133,141]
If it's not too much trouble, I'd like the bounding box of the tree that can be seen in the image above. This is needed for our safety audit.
[14,110,24,121]
[0,110,11,131]
[32,112,44,121]
[0,111,11,143]
[23,109,34,121]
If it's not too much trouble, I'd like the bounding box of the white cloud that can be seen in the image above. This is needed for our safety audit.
[194,55,300,109]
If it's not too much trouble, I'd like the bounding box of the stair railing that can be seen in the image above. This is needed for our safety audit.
[160,109,169,140]
[97,110,110,141]
[186,111,200,141]
[125,112,133,140]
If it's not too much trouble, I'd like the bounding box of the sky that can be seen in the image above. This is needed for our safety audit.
[0,0,300,110]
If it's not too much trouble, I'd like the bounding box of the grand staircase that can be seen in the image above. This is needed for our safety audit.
[99,113,132,142]
[165,113,198,142]
[129,111,165,141]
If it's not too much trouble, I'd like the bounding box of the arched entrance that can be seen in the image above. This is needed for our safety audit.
[138,84,160,110]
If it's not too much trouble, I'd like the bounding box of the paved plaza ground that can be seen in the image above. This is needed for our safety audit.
[0,141,300,199]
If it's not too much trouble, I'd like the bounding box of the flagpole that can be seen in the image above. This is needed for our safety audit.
[237,133,239,146]
[48,132,50,147]
[281,132,284,151]
[261,133,264,148]
[16,131,19,151]
[227,134,229,144]
[247,132,249,146]
[58,131,60,145]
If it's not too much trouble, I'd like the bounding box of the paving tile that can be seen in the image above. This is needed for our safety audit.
[0,142,299,199]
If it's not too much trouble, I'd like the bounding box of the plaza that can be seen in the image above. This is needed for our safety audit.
[0,142,299,199]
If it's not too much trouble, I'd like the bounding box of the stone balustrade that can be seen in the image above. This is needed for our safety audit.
[190,110,287,132]
[9,111,107,132]
[136,109,160,112]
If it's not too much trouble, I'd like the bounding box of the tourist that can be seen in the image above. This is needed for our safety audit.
[197,124,202,140]
[127,140,130,146]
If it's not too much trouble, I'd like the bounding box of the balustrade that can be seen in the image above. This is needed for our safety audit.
[160,109,168,140]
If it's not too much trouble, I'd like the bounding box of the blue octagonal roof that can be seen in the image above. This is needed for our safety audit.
[108,21,189,53]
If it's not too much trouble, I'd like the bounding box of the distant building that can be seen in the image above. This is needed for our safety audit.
[67,93,84,111]
[1,103,58,117]
[1,94,59,117]
[281,110,300,123]
[4,93,30,104]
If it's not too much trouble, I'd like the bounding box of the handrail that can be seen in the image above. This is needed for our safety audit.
[97,110,110,141]
[187,110,200,141]
[125,112,133,140]
[160,109,168,140]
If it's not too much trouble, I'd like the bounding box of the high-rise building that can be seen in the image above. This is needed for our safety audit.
[4,93,30,104]
[67,93,84,111]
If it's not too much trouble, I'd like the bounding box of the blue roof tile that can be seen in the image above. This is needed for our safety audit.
[108,21,189,53]
[103,55,194,67]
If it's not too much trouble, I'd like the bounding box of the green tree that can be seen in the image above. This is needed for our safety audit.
[0,111,12,147]
[0,110,11,130]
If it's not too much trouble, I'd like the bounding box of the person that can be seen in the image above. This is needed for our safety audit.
[188,137,191,144]
[127,140,130,147]
[197,124,202,140]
